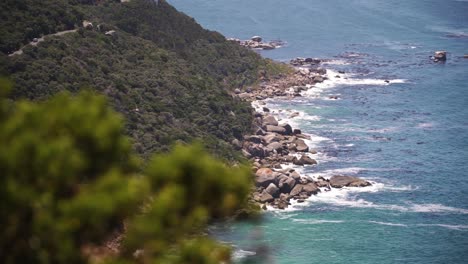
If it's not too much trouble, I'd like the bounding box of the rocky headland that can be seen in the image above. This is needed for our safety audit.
[234,59,372,210]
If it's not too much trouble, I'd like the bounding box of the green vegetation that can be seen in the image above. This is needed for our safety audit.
[0,0,289,159]
[0,80,252,263]
[0,0,83,54]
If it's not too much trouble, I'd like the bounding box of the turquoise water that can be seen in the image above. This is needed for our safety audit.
[169,1,468,263]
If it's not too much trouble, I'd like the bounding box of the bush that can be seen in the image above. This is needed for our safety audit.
[0,80,252,264]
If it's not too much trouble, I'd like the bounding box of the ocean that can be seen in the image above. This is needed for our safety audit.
[168,1,468,263]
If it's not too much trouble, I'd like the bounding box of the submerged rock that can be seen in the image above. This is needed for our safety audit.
[432,51,447,62]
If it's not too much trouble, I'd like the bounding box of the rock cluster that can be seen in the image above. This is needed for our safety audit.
[234,60,372,210]
[228,36,285,50]
[234,67,328,101]
[289,57,322,66]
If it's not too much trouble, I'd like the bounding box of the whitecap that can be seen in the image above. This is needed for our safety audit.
[292,219,345,225]
[302,69,407,96]
[368,221,408,227]
[406,203,468,214]
[415,224,468,231]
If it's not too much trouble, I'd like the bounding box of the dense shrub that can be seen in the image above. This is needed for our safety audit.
[0,80,252,263]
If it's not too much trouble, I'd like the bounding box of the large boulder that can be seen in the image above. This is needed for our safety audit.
[251,36,262,42]
[263,133,284,144]
[255,191,274,203]
[265,125,287,134]
[300,155,317,165]
[313,76,324,83]
[295,139,309,152]
[267,142,283,152]
[433,51,447,62]
[302,182,320,195]
[278,176,296,193]
[265,183,280,198]
[290,171,301,182]
[280,124,293,135]
[255,168,276,187]
[293,155,317,166]
[262,115,279,126]
[248,144,266,158]
[329,175,371,188]
[244,135,263,144]
[277,199,289,210]
[289,184,303,197]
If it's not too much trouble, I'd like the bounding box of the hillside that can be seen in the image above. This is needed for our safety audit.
[0,0,288,159]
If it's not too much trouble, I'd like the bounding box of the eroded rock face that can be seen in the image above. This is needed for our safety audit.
[329,175,371,188]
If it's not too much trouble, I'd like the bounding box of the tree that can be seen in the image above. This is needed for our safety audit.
[0,79,252,264]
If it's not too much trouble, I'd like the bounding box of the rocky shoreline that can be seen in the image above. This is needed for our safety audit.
[234,60,372,210]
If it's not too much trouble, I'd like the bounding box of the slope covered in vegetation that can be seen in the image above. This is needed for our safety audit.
[0,0,288,159]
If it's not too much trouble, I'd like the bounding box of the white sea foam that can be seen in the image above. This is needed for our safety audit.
[232,249,256,261]
[415,224,468,231]
[384,185,419,192]
[303,69,407,97]
[368,221,408,227]
[407,203,468,214]
[292,219,345,225]
[417,122,434,128]
[321,59,350,65]
[306,167,374,179]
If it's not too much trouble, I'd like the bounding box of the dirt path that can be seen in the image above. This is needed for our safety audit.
[9,29,77,57]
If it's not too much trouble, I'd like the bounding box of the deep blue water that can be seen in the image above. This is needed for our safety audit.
[169,1,468,263]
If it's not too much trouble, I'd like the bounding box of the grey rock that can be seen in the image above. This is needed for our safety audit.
[244,135,263,144]
[299,155,317,165]
[248,144,266,158]
[290,171,301,182]
[329,175,372,188]
[255,168,276,187]
[265,125,287,134]
[267,142,283,152]
[289,184,303,197]
[265,183,280,198]
[255,191,274,203]
[313,76,324,83]
[263,115,279,126]
[295,139,309,152]
[280,124,293,135]
[279,176,296,193]
[302,182,320,195]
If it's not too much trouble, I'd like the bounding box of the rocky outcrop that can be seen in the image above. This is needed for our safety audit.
[329,175,371,188]
[234,58,374,210]
[432,51,447,62]
[228,36,285,50]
